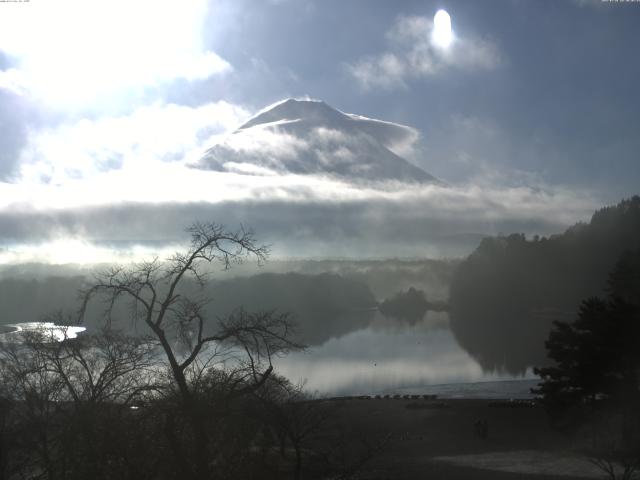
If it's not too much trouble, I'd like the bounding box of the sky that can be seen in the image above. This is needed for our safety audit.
[0,0,638,262]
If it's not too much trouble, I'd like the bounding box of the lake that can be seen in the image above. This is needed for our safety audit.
[276,311,536,397]
[0,314,536,399]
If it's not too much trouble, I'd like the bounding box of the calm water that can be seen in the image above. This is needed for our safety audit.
[0,316,536,398]
[276,311,536,397]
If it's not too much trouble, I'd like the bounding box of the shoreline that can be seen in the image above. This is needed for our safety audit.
[315,377,541,401]
[320,397,604,479]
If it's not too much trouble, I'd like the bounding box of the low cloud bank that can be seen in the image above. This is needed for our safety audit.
[0,166,600,262]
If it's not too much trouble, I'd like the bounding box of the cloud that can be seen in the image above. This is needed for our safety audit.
[0,0,232,111]
[199,124,421,181]
[348,14,501,90]
[415,113,574,189]
[195,100,428,183]
[0,68,29,97]
[0,89,31,180]
[213,125,311,171]
[17,101,250,184]
[0,93,600,264]
[0,1,241,181]
[570,0,605,7]
[349,54,408,91]
[205,124,378,174]
[0,161,601,263]
[342,114,419,159]
[238,98,420,157]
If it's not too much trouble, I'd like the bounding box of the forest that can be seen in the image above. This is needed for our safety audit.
[450,196,640,373]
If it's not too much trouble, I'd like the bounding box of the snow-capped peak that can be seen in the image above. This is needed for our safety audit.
[194,98,439,184]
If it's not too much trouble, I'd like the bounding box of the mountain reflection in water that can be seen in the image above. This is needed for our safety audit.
[276,311,532,396]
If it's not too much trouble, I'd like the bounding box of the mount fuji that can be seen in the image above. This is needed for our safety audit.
[194,98,439,184]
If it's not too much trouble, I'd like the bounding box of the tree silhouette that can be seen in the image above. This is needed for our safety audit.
[79,222,303,479]
[379,287,430,323]
[0,223,385,479]
[0,325,161,480]
[450,196,640,373]
[533,296,638,423]
[534,250,640,477]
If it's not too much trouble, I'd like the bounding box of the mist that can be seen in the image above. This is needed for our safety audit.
[1,1,639,478]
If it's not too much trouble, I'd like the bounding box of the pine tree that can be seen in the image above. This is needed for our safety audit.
[534,250,640,433]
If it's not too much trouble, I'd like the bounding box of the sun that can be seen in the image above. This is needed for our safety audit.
[432,9,453,48]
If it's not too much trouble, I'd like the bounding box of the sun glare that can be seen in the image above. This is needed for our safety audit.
[432,9,453,48]
[0,0,224,110]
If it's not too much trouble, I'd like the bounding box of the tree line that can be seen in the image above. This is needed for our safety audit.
[449,196,640,373]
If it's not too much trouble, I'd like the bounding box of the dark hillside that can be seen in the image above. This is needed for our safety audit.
[450,196,640,373]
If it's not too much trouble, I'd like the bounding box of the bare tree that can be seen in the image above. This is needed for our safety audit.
[0,323,163,480]
[0,333,65,479]
[78,222,302,479]
[584,410,640,480]
[254,377,332,480]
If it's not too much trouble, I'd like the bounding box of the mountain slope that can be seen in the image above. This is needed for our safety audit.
[194,98,439,184]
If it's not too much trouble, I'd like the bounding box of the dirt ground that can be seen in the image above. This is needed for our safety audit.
[320,398,608,480]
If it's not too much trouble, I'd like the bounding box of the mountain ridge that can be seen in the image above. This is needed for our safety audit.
[194,98,439,184]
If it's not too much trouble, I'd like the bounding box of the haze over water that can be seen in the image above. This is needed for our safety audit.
[276,311,533,396]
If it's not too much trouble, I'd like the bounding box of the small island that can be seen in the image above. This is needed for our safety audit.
[379,287,449,322]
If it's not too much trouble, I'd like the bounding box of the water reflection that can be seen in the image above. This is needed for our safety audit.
[0,313,530,396]
[277,311,530,396]
[0,322,86,343]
